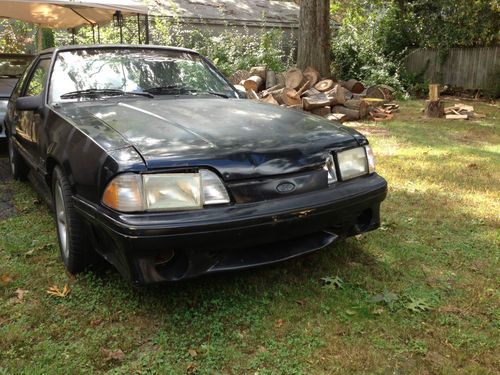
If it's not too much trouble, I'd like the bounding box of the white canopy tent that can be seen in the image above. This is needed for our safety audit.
[0,0,148,28]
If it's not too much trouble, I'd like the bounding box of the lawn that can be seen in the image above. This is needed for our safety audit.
[0,99,498,374]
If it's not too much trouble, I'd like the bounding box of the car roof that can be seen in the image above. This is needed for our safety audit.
[39,44,198,57]
[0,53,34,58]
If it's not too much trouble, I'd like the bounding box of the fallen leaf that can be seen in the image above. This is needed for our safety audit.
[295,299,305,306]
[406,297,432,312]
[188,348,198,358]
[257,346,267,353]
[467,163,478,169]
[186,363,196,374]
[101,348,125,362]
[321,276,344,290]
[372,307,385,315]
[14,288,28,302]
[345,309,356,316]
[47,284,70,298]
[275,319,283,328]
[90,318,104,327]
[1,274,13,284]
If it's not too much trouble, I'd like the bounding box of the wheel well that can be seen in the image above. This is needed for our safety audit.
[45,157,58,190]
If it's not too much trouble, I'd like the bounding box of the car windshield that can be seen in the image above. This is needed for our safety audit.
[49,48,237,103]
[0,55,32,78]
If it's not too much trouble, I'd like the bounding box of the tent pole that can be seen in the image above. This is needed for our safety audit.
[119,23,123,43]
[37,26,42,51]
[145,15,150,44]
[97,25,101,43]
[71,28,76,45]
[137,14,141,44]
[92,25,96,44]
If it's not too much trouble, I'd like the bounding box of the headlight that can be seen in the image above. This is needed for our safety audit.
[102,169,230,212]
[337,146,374,181]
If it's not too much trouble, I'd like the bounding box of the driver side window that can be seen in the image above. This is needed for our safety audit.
[25,59,50,97]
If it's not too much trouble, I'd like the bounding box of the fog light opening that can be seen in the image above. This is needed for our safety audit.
[155,249,175,266]
[355,209,373,233]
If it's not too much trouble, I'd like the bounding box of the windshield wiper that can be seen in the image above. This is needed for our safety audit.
[60,88,154,99]
[144,85,192,95]
[145,85,229,98]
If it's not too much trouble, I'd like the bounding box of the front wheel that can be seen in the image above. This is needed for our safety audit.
[7,133,29,180]
[52,166,96,274]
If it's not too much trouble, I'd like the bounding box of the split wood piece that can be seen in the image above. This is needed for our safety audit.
[261,83,285,98]
[246,89,259,100]
[303,93,332,111]
[265,70,277,89]
[229,70,250,85]
[282,87,302,106]
[233,84,245,93]
[311,106,331,116]
[302,87,321,97]
[325,84,347,105]
[424,99,444,118]
[293,80,311,98]
[325,113,348,123]
[314,79,335,92]
[303,66,321,87]
[249,66,267,80]
[243,76,264,92]
[429,84,440,101]
[332,105,361,121]
[344,99,369,118]
[285,68,306,90]
[341,79,365,94]
[260,94,279,105]
[445,114,468,120]
[468,112,486,119]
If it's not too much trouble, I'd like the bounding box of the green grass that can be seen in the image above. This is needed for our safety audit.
[1,99,499,374]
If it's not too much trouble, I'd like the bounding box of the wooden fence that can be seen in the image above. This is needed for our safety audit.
[405,47,499,90]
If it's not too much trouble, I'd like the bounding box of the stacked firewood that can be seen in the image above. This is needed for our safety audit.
[229,66,397,122]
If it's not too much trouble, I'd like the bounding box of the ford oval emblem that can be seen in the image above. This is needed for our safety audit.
[276,182,296,194]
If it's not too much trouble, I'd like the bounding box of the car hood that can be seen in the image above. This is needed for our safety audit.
[54,98,365,180]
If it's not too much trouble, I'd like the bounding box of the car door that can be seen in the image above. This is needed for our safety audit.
[15,57,50,169]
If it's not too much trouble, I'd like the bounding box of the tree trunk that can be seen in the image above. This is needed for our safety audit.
[297,0,331,77]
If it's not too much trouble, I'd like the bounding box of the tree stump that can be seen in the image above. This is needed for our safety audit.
[424,100,444,118]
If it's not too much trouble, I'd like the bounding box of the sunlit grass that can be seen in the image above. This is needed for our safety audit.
[0,99,499,374]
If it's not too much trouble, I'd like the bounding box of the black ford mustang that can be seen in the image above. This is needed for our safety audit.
[5,45,387,284]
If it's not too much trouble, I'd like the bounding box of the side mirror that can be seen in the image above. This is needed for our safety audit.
[16,95,43,111]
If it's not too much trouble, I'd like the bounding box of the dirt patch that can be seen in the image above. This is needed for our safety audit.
[0,157,17,220]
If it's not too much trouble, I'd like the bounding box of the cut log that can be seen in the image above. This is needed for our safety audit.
[311,106,331,116]
[270,88,285,104]
[295,80,311,98]
[261,83,284,98]
[424,100,444,118]
[314,79,335,92]
[341,79,365,94]
[303,93,332,111]
[243,76,263,92]
[246,89,259,100]
[325,84,347,105]
[332,105,361,121]
[344,99,369,118]
[249,66,267,80]
[261,95,279,105]
[366,85,392,102]
[429,84,440,101]
[265,70,277,89]
[302,87,321,97]
[285,68,306,90]
[229,70,250,85]
[275,72,286,87]
[326,113,348,123]
[303,66,321,87]
[282,87,302,106]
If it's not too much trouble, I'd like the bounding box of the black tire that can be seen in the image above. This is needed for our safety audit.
[52,166,96,274]
[7,132,29,181]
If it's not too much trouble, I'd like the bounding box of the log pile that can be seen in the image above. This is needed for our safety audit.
[229,66,398,123]
[444,103,485,120]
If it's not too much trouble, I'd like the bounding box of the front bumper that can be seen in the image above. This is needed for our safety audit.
[74,173,387,284]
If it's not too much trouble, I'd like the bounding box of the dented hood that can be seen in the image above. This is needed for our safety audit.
[54,97,365,180]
